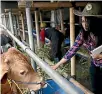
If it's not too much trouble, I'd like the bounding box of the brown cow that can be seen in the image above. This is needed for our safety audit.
[0,47,43,94]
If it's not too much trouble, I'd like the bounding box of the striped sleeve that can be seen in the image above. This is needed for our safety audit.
[64,32,83,60]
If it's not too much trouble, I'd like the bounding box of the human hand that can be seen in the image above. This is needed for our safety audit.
[91,54,102,60]
[51,64,59,70]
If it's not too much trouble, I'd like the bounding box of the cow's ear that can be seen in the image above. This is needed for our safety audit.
[0,59,9,84]
[1,72,8,84]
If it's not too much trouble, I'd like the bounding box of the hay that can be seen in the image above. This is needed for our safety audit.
[35,44,92,90]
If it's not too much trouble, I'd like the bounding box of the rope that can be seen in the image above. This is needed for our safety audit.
[11,79,41,85]
[11,80,23,94]
[7,79,12,88]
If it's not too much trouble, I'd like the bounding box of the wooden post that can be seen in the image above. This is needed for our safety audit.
[34,8,40,48]
[21,12,26,41]
[70,7,76,79]
[39,11,43,24]
[59,8,65,35]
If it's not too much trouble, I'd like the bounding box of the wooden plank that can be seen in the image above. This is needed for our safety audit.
[32,2,87,8]
[19,2,87,8]
[4,2,87,13]
[32,2,72,8]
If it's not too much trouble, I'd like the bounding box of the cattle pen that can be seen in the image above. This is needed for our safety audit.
[1,1,94,94]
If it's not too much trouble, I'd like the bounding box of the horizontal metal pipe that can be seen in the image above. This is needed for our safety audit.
[1,24,84,94]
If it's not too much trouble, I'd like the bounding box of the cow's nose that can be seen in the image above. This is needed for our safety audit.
[40,82,47,88]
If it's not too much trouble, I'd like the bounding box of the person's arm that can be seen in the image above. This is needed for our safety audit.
[52,32,84,70]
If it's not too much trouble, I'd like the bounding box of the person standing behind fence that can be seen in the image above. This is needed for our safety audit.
[40,23,64,63]
[51,2,102,94]
[0,29,13,54]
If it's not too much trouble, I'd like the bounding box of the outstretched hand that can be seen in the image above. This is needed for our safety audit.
[51,64,59,70]
[51,58,67,70]
[91,54,102,60]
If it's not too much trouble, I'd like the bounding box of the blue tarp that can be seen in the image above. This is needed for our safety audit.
[38,79,84,94]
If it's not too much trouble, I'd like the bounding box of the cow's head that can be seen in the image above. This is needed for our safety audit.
[1,47,43,91]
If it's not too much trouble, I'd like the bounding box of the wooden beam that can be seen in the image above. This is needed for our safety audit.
[75,2,87,7]
[32,2,87,8]
[19,2,87,8]
[4,2,87,13]
[32,2,72,8]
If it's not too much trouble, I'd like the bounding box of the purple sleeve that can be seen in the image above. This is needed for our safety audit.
[64,32,83,60]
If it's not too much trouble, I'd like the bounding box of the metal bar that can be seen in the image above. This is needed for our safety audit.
[4,14,7,27]
[16,15,20,36]
[1,24,84,94]
[26,7,37,71]
[34,9,40,48]
[9,11,16,47]
[21,12,25,41]
[50,10,55,27]
[13,15,18,35]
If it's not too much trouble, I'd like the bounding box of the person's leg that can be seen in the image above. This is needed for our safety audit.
[90,63,97,93]
[90,63,102,94]
[57,33,64,60]
[96,67,102,94]
[50,41,59,63]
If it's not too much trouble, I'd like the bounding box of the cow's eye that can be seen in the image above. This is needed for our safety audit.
[20,70,26,75]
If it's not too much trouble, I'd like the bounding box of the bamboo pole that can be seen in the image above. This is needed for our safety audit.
[34,9,40,48]
[70,7,76,79]
[21,12,25,41]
